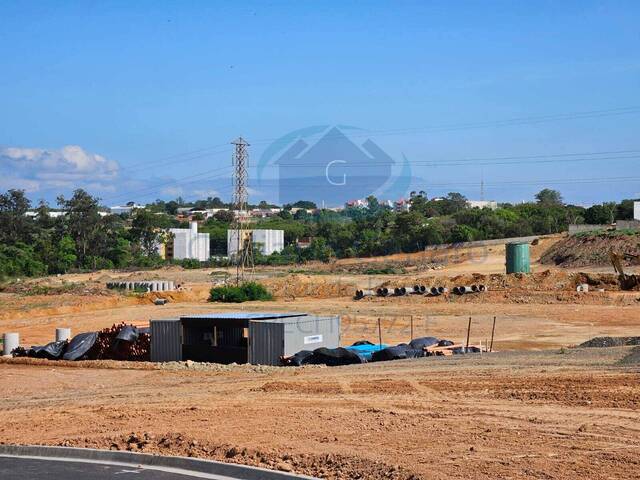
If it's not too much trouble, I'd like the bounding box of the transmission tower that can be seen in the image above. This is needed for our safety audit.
[230,137,253,284]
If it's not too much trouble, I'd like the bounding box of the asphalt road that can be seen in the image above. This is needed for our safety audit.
[0,456,241,479]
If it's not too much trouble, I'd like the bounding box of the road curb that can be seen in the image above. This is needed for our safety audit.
[0,444,317,480]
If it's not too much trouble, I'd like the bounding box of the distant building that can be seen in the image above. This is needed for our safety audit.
[467,200,498,210]
[227,229,284,257]
[110,203,143,215]
[160,221,210,261]
[296,237,313,249]
[635,201,640,221]
[394,198,411,212]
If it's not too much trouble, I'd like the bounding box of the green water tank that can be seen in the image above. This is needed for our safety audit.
[505,242,531,274]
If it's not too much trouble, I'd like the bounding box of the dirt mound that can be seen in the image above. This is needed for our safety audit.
[378,270,597,292]
[579,336,640,348]
[264,274,357,299]
[540,233,640,268]
[59,432,420,480]
[618,346,640,365]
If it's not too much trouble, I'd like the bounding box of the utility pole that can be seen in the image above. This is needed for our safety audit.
[230,137,253,285]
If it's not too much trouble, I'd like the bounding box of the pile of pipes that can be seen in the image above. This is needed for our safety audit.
[355,284,487,299]
[106,280,175,292]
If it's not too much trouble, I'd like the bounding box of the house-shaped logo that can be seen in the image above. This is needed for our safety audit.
[275,126,395,205]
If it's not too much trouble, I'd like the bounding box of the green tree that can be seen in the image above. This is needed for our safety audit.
[535,189,563,206]
[130,209,170,256]
[57,189,102,266]
[0,189,33,244]
[54,235,77,273]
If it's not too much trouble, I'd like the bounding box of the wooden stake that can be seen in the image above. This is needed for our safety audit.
[490,316,497,352]
[465,316,472,352]
[410,315,414,340]
[378,318,382,348]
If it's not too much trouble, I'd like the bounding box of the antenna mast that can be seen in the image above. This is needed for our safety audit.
[230,137,253,284]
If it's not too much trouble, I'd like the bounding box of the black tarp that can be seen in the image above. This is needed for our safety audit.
[371,344,424,362]
[62,332,98,361]
[115,325,139,343]
[351,340,374,346]
[283,350,314,366]
[437,339,454,347]
[408,337,439,349]
[309,347,365,366]
[28,341,67,360]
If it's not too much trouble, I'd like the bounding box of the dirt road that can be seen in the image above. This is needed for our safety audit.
[1,347,639,479]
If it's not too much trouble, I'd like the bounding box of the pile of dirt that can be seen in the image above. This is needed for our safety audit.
[59,432,420,480]
[264,274,358,299]
[0,280,109,297]
[578,336,640,348]
[618,346,640,365]
[378,270,610,292]
[540,232,640,268]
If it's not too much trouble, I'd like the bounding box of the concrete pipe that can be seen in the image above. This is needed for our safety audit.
[430,286,439,296]
[360,289,375,297]
[2,333,19,356]
[168,281,175,291]
[438,286,448,294]
[458,286,473,294]
[478,285,487,292]
[163,281,170,291]
[382,287,389,296]
[419,285,427,293]
[471,285,479,292]
[376,288,384,296]
[55,328,71,342]
[413,285,421,293]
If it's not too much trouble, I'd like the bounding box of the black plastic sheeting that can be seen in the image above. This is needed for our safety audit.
[28,341,67,360]
[286,335,482,367]
[351,340,374,347]
[309,347,365,366]
[115,325,139,343]
[371,344,424,362]
[408,337,439,349]
[283,350,315,366]
[62,332,99,361]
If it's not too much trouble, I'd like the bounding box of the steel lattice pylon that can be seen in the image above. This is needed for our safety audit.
[230,137,253,284]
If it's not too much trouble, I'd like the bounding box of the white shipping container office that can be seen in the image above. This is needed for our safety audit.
[167,221,210,261]
[227,229,284,256]
[634,201,640,221]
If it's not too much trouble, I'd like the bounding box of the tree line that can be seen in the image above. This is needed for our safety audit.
[0,187,637,279]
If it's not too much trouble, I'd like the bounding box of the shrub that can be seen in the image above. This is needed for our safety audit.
[209,281,273,303]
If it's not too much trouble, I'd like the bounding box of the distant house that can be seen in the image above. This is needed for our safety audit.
[276,127,394,206]
[110,202,143,215]
[467,200,498,210]
[158,221,210,261]
[227,229,284,257]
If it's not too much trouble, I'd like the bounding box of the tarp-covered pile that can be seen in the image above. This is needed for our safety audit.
[12,323,150,362]
[284,336,485,367]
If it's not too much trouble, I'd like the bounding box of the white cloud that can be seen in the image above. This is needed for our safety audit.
[162,186,184,197]
[0,145,119,193]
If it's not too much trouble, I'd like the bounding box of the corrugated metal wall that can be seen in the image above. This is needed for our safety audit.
[282,316,340,357]
[248,316,340,366]
[248,321,284,366]
[150,319,182,362]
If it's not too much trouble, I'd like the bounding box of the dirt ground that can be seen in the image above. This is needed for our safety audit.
[1,234,639,478]
[1,348,639,479]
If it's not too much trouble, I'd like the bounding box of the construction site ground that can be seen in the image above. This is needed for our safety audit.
[1,233,639,478]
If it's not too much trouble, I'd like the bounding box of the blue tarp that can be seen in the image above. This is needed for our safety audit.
[345,343,388,361]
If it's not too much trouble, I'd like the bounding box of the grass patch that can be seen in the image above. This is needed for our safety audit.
[209,281,273,303]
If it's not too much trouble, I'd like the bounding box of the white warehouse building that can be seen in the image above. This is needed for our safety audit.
[160,221,210,261]
[635,201,640,221]
[227,229,284,257]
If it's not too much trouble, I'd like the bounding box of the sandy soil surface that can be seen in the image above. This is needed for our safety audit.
[1,347,639,479]
[2,235,639,478]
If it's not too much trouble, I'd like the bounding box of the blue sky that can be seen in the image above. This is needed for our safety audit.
[1,1,639,207]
